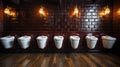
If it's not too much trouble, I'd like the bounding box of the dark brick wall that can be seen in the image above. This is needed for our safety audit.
[113,0,120,33]
[2,0,120,53]
[4,0,113,32]
[0,1,3,36]
[112,0,120,52]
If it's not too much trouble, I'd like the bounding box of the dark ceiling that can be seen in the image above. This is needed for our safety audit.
[3,0,105,5]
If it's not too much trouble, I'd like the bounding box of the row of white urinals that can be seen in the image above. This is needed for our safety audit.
[0,34,117,49]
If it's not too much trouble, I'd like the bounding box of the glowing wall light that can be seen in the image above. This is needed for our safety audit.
[70,6,80,18]
[117,8,120,15]
[4,7,11,15]
[39,6,48,17]
[104,6,110,14]
[99,6,110,17]
[4,7,17,17]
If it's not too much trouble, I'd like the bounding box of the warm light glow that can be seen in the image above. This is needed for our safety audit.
[4,7,11,15]
[117,8,120,15]
[99,6,110,17]
[39,7,44,15]
[10,11,16,17]
[99,10,106,16]
[73,7,79,15]
[118,9,120,13]
[4,7,17,17]
[104,6,110,14]
[39,7,48,17]
[70,6,80,18]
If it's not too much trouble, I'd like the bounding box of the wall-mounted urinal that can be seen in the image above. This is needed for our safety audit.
[18,35,31,49]
[54,36,64,49]
[36,36,48,49]
[0,36,15,49]
[86,34,98,49]
[70,36,80,49]
[102,35,116,49]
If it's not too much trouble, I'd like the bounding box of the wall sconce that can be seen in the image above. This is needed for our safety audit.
[117,8,120,15]
[4,7,17,17]
[39,6,48,18]
[70,6,80,18]
[99,6,110,17]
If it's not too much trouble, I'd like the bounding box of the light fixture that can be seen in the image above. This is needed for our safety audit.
[4,7,11,15]
[70,6,80,18]
[99,6,110,17]
[117,8,120,15]
[73,6,79,16]
[104,6,110,15]
[39,6,48,17]
[4,7,17,17]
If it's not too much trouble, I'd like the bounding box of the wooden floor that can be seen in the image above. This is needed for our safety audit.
[0,53,120,67]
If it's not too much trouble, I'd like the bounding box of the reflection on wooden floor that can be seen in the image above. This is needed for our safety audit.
[0,53,120,67]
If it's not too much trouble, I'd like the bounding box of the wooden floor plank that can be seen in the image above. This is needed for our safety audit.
[75,53,87,67]
[29,54,45,67]
[70,53,81,67]
[0,53,120,67]
[48,54,55,67]
[93,53,119,67]
[80,53,97,67]
[86,53,107,67]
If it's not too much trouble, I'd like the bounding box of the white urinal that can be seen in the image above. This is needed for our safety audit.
[86,35,98,49]
[0,36,15,49]
[36,36,48,49]
[54,36,64,49]
[70,36,80,49]
[102,35,116,49]
[18,35,31,49]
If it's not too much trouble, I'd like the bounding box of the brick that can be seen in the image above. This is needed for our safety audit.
[95,19,100,21]
[87,16,92,18]
[95,25,99,28]
[85,10,89,12]
[92,16,98,18]
[86,13,92,15]
[87,22,91,25]
[82,28,86,31]
[91,28,98,31]
[92,13,97,15]
[89,9,94,12]
[83,16,87,18]
[92,22,97,25]
[84,25,89,28]
[86,28,91,31]
[92,6,97,9]
[89,19,94,22]
[89,25,94,28]
[84,19,89,22]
